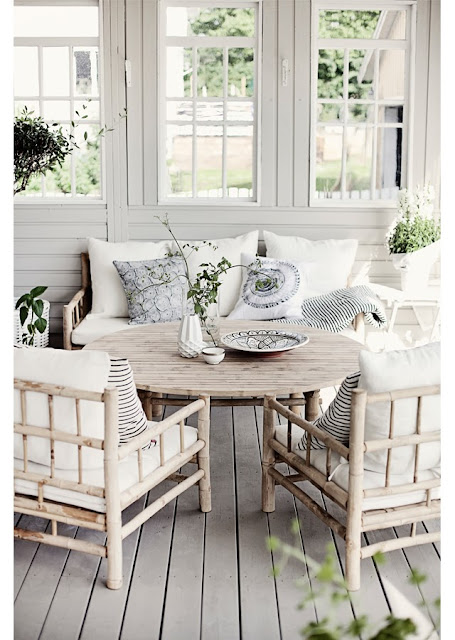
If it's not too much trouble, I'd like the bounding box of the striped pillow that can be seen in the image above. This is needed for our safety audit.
[299,371,361,451]
[108,358,156,449]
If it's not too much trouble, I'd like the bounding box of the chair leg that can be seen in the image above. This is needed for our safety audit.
[106,525,123,590]
[262,395,276,512]
[345,533,361,592]
[197,395,211,513]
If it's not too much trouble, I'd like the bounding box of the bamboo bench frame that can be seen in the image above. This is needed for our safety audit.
[14,379,211,590]
[261,384,441,591]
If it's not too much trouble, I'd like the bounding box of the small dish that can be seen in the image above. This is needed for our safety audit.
[221,329,309,354]
[202,347,225,365]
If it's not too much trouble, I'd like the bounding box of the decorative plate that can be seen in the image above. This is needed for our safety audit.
[221,329,309,354]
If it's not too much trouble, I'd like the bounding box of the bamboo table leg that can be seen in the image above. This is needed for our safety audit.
[197,395,211,512]
[139,391,164,420]
[290,391,304,417]
[262,395,276,512]
[151,392,163,419]
[304,390,320,422]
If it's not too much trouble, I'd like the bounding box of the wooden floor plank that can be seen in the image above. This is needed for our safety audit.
[39,528,106,640]
[14,514,48,600]
[423,518,441,556]
[233,404,281,640]
[14,522,77,640]
[200,405,240,640]
[119,484,176,640]
[79,497,148,640]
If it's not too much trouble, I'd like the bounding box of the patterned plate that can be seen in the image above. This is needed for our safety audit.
[221,329,309,354]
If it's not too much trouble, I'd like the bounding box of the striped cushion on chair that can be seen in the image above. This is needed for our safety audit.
[299,371,361,451]
[108,358,155,449]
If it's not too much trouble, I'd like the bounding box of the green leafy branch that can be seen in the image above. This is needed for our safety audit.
[15,286,48,346]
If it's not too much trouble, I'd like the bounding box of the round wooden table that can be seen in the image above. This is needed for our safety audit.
[85,320,363,421]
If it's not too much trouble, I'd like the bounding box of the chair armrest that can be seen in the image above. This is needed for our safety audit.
[118,397,207,460]
[63,288,90,350]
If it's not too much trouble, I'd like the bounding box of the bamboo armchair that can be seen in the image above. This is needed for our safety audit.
[262,385,441,591]
[14,379,211,590]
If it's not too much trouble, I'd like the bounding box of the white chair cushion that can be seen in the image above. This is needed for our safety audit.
[87,237,173,317]
[173,230,259,317]
[14,348,111,469]
[274,424,440,511]
[14,423,198,513]
[263,230,358,298]
[359,342,440,474]
[71,314,132,345]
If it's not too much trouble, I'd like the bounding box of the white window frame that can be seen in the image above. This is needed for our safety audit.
[13,0,106,203]
[158,0,262,205]
[309,0,416,208]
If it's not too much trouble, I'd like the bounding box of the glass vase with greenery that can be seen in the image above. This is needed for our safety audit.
[387,185,440,255]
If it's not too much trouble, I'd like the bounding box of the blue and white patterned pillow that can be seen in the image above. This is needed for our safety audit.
[299,371,361,450]
[113,257,186,325]
[228,253,307,321]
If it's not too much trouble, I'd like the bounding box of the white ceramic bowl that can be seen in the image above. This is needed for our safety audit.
[202,347,225,365]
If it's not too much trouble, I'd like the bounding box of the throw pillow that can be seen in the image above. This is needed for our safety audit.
[263,230,358,298]
[87,237,173,317]
[113,257,186,325]
[228,253,307,321]
[172,230,259,316]
[359,343,440,475]
[108,358,155,449]
[298,372,361,451]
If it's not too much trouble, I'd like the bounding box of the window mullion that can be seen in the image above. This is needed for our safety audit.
[192,46,197,198]
[69,45,76,197]
[341,48,348,199]
[222,46,228,198]
[370,48,379,200]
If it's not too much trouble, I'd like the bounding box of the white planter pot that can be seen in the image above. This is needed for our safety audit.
[178,313,204,358]
[14,298,50,347]
[391,241,440,294]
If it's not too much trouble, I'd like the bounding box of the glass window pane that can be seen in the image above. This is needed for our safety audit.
[74,100,100,121]
[198,48,224,97]
[318,49,344,99]
[376,126,402,198]
[226,125,253,197]
[379,50,405,101]
[317,103,343,123]
[15,6,99,37]
[43,101,71,122]
[74,125,101,197]
[45,155,71,197]
[15,100,40,117]
[228,48,254,98]
[315,126,342,199]
[349,50,375,100]
[197,125,222,196]
[23,173,43,197]
[167,7,255,37]
[227,101,254,122]
[196,102,223,122]
[167,101,193,121]
[14,47,39,96]
[74,47,99,96]
[378,104,403,124]
[43,47,69,96]
[167,47,193,98]
[317,10,408,39]
[346,126,373,195]
[166,124,193,197]
[348,104,374,123]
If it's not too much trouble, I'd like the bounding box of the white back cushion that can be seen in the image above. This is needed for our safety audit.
[173,230,259,316]
[263,231,358,298]
[359,343,440,474]
[88,237,172,317]
[14,348,111,469]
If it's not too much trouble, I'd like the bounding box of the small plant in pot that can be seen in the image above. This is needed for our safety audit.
[387,185,441,293]
[15,286,49,346]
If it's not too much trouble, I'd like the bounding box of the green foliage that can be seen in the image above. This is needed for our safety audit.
[14,108,76,195]
[15,286,48,346]
[268,522,440,640]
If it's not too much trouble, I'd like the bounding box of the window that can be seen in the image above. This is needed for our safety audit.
[160,2,260,202]
[311,3,414,205]
[14,3,102,199]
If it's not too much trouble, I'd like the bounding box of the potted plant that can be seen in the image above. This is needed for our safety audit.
[387,185,441,292]
[14,286,49,346]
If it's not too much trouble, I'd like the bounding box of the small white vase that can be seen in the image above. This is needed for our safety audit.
[391,241,440,294]
[178,314,205,358]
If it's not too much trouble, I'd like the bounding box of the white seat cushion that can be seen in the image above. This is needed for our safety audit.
[274,424,440,511]
[72,314,133,345]
[14,422,198,513]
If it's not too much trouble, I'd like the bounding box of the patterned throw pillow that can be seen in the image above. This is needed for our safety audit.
[108,358,156,449]
[228,253,307,320]
[113,257,186,325]
[298,371,361,451]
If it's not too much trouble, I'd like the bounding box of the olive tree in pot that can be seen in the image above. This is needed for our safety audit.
[387,185,441,293]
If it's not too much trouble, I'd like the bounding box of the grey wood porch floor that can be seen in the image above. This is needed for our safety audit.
[14,389,440,640]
